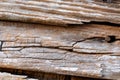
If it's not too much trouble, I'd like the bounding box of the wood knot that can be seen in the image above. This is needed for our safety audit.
[105,36,116,43]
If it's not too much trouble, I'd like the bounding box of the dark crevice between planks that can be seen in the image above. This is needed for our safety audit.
[0,41,3,51]
[68,21,120,27]
[102,0,112,3]
[64,75,71,80]
[82,21,120,27]
[0,68,111,80]
[0,20,120,28]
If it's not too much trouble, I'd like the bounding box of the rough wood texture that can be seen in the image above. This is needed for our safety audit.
[0,72,37,80]
[0,0,120,80]
[0,0,120,26]
[0,21,120,80]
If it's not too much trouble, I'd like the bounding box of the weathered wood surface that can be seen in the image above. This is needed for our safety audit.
[0,0,120,80]
[0,72,37,80]
[0,21,120,80]
[0,0,120,26]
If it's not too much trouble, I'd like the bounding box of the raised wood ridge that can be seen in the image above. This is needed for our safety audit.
[0,0,120,26]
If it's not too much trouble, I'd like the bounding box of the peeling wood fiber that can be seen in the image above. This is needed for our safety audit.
[0,0,120,26]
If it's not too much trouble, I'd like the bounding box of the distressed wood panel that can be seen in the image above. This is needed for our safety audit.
[0,0,119,80]
[0,21,119,80]
[0,0,119,26]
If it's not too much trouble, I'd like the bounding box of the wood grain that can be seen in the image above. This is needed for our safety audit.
[0,0,120,79]
[0,21,119,80]
[0,0,119,26]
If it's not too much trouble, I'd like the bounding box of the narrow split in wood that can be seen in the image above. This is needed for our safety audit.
[0,41,3,51]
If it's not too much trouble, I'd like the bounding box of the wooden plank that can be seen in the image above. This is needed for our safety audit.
[0,72,37,80]
[0,0,119,26]
[0,21,120,54]
[0,21,120,80]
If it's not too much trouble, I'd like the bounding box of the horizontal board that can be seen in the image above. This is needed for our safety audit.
[0,21,119,80]
[0,0,119,26]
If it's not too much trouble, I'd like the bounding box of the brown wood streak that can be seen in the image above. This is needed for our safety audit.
[0,0,119,26]
[0,21,120,80]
